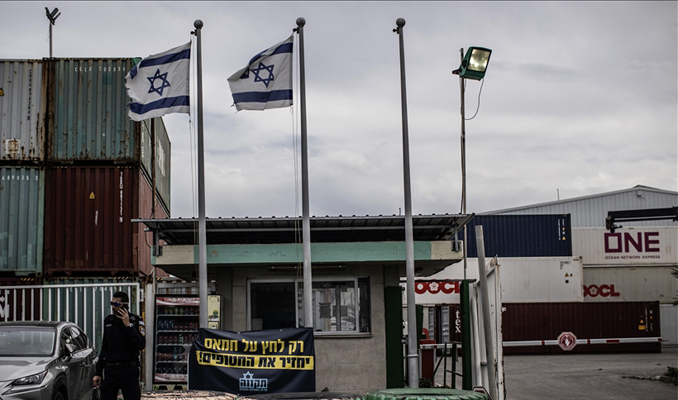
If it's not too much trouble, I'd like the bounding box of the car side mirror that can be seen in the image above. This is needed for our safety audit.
[62,343,76,361]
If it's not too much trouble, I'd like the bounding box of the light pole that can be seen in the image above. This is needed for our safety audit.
[452,46,493,395]
[45,7,61,58]
[452,46,491,279]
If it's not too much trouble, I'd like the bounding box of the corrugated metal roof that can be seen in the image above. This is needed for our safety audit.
[483,185,678,227]
[133,214,475,246]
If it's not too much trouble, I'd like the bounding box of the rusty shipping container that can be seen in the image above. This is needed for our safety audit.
[45,58,172,207]
[47,58,138,162]
[501,302,661,354]
[0,60,47,161]
[43,165,165,277]
[140,117,171,212]
[0,166,44,273]
[433,301,661,354]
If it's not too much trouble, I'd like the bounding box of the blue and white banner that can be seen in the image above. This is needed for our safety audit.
[126,42,191,121]
[228,36,294,111]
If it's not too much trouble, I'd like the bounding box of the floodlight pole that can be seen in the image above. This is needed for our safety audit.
[395,17,419,389]
[459,48,468,280]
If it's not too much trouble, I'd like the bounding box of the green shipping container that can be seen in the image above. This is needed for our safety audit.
[0,166,44,273]
[141,117,171,213]
[47,58,138,161]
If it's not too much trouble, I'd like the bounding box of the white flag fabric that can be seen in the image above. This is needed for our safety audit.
[228,36,294,111]
[126,42,191,121]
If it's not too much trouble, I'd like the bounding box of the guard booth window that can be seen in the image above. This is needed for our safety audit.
[248,277,370,335]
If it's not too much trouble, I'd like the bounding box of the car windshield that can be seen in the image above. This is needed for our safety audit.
[0,326,56,356]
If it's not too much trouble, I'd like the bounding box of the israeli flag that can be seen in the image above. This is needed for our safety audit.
[126,42,191,121]
[228,36,294,111]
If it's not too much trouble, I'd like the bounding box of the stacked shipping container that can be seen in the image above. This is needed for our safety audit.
[0,58,171,280]
[408,215,667,353]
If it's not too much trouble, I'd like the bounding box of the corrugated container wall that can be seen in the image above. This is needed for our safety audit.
[43,166,138,275]
[410,257,583,305]
[0,167,44,273]
[140,117,171,212]
[47,58,139,162]
[43,166,163,277]
[0,60,46,161]
[501,302,661,354]
[464,215,571,258]
[573,227,677,266]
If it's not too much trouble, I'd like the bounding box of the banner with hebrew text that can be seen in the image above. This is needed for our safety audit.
[188,327,315,394]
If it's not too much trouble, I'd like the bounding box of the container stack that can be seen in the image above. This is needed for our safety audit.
[407,214,664,354]
[0,58,171,286]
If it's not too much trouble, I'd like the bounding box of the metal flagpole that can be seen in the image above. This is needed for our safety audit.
[194,20,208,329]
[394,17,419,388]
[296,17,313,329]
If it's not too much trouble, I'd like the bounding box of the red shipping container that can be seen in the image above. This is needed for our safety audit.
[437,301,661,354]
[43,166,168,277]
[501,302,661,354]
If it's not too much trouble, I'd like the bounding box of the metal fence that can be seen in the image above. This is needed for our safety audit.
[0,282,140,352]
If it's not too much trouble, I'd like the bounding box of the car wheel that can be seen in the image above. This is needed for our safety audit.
[52,390,65,400]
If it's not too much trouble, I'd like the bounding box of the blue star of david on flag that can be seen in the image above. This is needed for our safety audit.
[147,69,171,96]
[228,35,294,111]
[125,42,191,121]
[250,62,275,88]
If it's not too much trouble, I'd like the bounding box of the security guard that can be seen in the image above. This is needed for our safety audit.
[93,291,146,400]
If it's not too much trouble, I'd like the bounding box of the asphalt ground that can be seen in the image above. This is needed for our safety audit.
[432,347,677,400]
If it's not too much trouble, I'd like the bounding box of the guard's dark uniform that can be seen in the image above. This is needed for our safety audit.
[95,312,146,400]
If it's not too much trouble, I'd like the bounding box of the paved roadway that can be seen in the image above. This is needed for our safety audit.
[433,347,677,400]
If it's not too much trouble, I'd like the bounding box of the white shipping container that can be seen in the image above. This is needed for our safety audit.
[660,304,677,347]
[404,257,583,304]
[583,266,678,304]
[0,60,45,161]
[573,227,677,266]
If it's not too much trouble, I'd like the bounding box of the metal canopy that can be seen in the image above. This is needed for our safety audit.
[133,214,475,246]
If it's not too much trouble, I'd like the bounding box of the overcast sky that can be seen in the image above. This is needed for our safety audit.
[3,2,677,219]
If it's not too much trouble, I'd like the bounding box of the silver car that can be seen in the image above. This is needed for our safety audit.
[0,321,98,400]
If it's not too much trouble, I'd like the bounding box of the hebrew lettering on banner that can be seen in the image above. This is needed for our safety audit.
[188,327,315,394]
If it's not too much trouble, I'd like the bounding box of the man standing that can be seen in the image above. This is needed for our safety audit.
[93,291,146,400]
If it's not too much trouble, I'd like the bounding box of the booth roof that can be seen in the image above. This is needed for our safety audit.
[133,214,475,246]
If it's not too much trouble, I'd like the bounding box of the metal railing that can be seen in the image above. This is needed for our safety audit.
[0,283,140,352]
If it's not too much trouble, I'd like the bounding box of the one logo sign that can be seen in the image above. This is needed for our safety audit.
[472,386,493,400]
[558,332,577,351]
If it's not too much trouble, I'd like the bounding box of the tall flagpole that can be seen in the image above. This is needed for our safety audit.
[296,17,314,329]
[194,20,208,329]
[394,17,419,388]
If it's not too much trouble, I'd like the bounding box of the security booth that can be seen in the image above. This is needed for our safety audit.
[135,214,472,393]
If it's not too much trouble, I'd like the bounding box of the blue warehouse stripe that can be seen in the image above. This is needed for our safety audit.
[129,48,191,79]
[129,95,190,116]
[231,90,293,104]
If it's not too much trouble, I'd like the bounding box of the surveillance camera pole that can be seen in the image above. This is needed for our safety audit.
[45,8,60,58]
